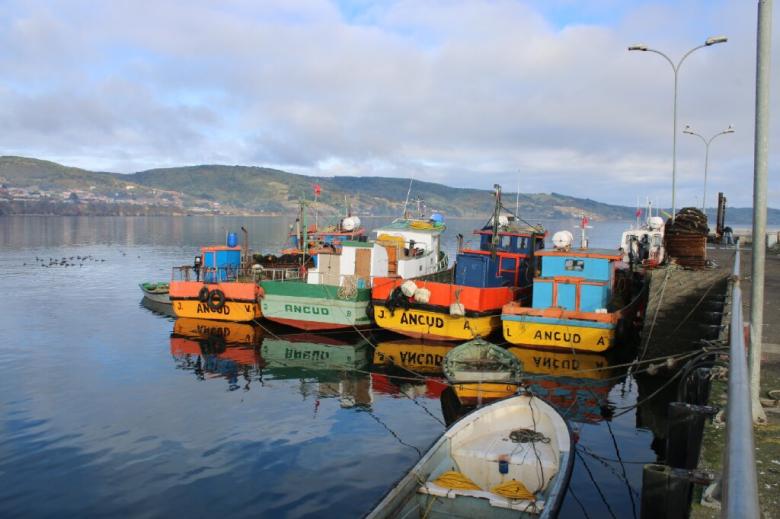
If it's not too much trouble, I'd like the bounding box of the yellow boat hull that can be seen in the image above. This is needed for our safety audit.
[503,321,615,352]
[373,305,499,341]
[452,382,519,405]
[172,299,261,322]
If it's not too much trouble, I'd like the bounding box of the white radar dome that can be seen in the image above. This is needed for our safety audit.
[647,216,664,230]
[341,216,361,231]
[552,230,574,250]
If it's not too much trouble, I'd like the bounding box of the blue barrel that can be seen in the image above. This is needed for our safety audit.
[226,232,238,248]
[430,212,444,224]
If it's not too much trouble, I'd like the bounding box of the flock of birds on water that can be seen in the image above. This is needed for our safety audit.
[26,254,108,267]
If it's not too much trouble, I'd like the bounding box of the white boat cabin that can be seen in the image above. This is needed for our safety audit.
[305,218,446,288]
[620,216,665,265]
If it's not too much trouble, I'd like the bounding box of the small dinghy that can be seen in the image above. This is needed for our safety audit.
[139,282,171,305]
[443,337,523,405]
[367,393,573,518]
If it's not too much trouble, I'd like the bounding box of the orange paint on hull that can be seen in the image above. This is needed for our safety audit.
[371,277,516,313]
[169,280,262,301]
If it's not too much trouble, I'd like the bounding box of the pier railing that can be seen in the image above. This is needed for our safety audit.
[722,247,760,518]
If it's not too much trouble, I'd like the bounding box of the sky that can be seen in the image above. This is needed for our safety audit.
[0,0,777,207]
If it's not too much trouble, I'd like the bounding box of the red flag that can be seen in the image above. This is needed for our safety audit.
[581,215,589,228]
[635,208,642,218]
[314,184,321,196]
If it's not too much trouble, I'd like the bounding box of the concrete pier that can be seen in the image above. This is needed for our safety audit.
[640,248,735,362]
[692,244,780,518]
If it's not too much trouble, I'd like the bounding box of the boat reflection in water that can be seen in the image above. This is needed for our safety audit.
[371,339,450,401]
[440,346,633,426]
[260,332,373,408]
[509,347,627,424]
[170,318,373,406]
[170,318,265,390]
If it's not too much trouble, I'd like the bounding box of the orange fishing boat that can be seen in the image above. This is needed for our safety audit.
[371,185,545,341]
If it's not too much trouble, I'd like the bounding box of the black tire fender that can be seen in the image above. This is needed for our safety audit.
[198,286,210,302]
[207,289,226,311]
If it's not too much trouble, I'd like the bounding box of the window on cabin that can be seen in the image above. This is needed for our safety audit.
[500,235,512,249]
[565,259,585,271]
[518,237,528,250]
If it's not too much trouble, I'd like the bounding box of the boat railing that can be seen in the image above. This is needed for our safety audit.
[722,247,760,518]
[260,266,304,281]
[172,265,301,283]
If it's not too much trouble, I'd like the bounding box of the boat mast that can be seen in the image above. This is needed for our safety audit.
[491,184,502,254]
[402,178,413,219]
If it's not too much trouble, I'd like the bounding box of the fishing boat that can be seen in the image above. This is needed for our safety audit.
[367,393,573,518]
[169,229,297,323]
[502,227,646,352]
[259,212,448,331]
[443,338,523,405]
[372,185,545,341]
[139,281,171,305]
[620,201,666,267]
[280,194,367,256]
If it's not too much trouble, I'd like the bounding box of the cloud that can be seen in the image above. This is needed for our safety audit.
[0,0,777,206]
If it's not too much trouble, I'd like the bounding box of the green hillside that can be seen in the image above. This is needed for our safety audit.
[2,156,777,223]
[127,164,634,218]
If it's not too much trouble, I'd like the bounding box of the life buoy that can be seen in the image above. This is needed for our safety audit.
[207,289,226,311]
[198,286,210,302]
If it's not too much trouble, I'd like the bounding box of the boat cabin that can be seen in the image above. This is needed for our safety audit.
[305,218,446,288]
[200,245,242,282]
[531,249,621,313]
[456,223,546,289]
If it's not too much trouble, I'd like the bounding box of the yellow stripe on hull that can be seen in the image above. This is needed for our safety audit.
[172,299,261,322]
[453,383,519,404]
[503,321,614,352]
[373,305,499,341]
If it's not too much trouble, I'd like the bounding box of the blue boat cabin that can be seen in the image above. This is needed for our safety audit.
[454,227,545,289]
[531,250,621,313]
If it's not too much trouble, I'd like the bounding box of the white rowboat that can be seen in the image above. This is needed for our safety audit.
[367,393,573,518]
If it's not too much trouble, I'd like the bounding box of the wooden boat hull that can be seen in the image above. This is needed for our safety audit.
[501,281,647,352]
[367,394,573,519]
[259,280,372,330]
[169,280,262,322]
[372,304,500,341]
[139,282,171,305]
[451,382,519,405]
[502,316,616,352]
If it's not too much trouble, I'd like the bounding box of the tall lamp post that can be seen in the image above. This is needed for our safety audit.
[683,124,735,213]
[628,36,728,221]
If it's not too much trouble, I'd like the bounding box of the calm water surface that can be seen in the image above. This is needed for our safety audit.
[0,216,673,518]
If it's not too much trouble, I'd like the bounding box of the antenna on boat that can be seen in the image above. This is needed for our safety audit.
[580,213,591,249]
[491,184,502,255]
[635,197,640,229]
[515,181,520,219]
[402,178,414,219]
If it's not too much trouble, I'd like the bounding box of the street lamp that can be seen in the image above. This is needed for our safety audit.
[628,36,728,221]
[683,124,735,213]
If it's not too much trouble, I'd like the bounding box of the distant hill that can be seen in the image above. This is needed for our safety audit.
[1,156,777,224]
